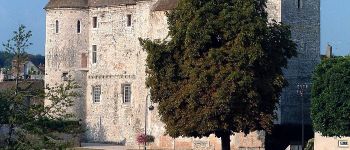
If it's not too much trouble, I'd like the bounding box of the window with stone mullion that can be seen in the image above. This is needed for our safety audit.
[123,84,131,103]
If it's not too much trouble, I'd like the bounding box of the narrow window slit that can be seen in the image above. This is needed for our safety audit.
[127,14,132,27]
[77,20,81,33]
[55,20,59,33]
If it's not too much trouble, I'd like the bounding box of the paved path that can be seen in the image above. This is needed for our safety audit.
[79,143,126,150]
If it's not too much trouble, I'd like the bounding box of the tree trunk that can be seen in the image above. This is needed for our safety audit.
[221,132,231,150]
[7,124,14,147]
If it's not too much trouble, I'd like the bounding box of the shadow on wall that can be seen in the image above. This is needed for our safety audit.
[265,124,314,150]
[85,122,107,142]
[84,123,126,145]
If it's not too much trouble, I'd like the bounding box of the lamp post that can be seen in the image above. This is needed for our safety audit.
[297,83,308,149]
[144,94,154,150]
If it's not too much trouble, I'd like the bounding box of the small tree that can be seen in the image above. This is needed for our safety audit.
[136,133,155,145]
[2,25,32,92]
[2,24,32,147]
[141,0,296,149]
[0,78,83,149]
[311,56,350,137]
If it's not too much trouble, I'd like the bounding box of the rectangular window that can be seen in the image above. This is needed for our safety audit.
[62,72,68,81]
[122,84,131,103]
[93,86,101,103]
[127,14,132,27]
[93,17,97,28]
[297,0,301,9]
[92,45,97,64]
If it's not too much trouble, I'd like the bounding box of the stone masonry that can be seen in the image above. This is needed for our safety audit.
[45,0,320,149]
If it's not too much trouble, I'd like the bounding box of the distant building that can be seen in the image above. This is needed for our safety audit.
[11,60,44,80]
[0,69,4,82]
[0,68,12,82]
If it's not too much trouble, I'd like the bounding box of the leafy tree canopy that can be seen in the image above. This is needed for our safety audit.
[311,56,350,137]
[141,0,296,149]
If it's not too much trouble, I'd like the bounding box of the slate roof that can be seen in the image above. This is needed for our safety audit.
[45,0,178,10]
[45,0,140,9]
[89,0,138,7]
[45,0,89,9]
[152,0,178,11]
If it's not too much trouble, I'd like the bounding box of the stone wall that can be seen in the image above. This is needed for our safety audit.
[314,132,350,150]
[84,2,152,145]
[266,0,281,22]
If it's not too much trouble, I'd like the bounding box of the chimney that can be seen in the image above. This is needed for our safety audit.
[326,44,333,58]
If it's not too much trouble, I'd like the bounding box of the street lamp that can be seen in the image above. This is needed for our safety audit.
[297,83,308,149]
[144,94,154,150]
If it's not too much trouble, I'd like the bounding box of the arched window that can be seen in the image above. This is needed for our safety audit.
[55,20,59,33]
[77,20,81,33]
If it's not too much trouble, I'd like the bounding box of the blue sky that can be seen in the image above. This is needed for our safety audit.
[0,0,349,55]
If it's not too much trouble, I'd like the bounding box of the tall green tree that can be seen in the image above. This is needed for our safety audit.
[140,0,296,149]
[311,56,350,137]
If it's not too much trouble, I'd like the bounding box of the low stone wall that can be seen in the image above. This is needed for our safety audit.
[130,131,265,150]
[314,132,350,150]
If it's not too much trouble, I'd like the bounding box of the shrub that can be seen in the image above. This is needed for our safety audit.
[136,134,155,145]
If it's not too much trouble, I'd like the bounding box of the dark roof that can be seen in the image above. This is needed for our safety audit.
[152,0,178,11]
[45,0,88,9]
[88,0,138,7]
[0,81,44,91]
[0,81,15,91]
[45,0,139,9]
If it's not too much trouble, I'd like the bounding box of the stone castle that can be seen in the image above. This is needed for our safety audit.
[44,0,320,149]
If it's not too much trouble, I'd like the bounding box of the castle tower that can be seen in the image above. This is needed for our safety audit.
[277,0,320,125]
[45,0,161,145]
[44,0,89,120]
